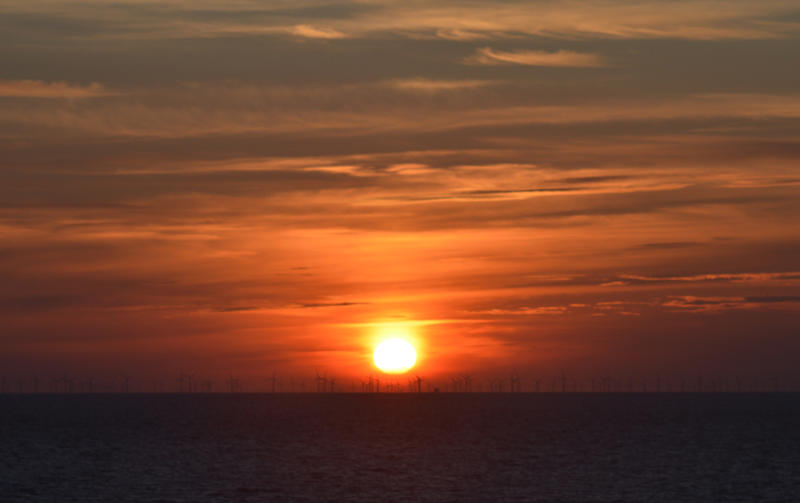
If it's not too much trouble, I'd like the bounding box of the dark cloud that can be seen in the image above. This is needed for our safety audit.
[744,296,800,303]
[457,188,577,196]
[297,302,368,308]
[556,175,633,185]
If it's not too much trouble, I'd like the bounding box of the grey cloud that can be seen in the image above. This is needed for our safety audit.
[556,175,633,185]
[297,302,368,308]
[458,188,577,196]
[744,296,800,303]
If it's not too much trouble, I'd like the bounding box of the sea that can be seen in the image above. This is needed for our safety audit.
[1,393,799,502]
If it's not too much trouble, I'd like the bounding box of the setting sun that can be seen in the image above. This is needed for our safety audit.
[373,339,417,374]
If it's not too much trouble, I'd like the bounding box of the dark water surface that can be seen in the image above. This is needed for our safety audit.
[2,393,799,502]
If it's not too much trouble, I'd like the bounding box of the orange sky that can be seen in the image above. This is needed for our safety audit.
[1,0,800,389]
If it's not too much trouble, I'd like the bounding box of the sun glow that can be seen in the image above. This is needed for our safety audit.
[373,338,417,374]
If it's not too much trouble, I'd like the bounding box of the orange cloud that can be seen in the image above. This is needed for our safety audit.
[465,48,607,67]
[5,0,797,41]
[287,24,348,39]
[435,29,489,40]
[385,78,495,92]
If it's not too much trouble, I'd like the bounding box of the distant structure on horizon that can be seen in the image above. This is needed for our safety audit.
[0,371,793,394]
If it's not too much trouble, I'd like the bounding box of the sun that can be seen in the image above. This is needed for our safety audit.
[373,338,417,374]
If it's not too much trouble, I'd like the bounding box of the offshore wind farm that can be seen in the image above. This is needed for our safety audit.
[0,371,795,394]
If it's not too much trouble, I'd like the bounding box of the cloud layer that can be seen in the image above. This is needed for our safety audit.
[1,0,799,384]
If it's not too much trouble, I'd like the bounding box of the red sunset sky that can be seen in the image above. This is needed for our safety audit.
[1,0,799,389]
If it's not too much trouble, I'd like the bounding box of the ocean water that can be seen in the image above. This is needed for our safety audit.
[1,393,799,502]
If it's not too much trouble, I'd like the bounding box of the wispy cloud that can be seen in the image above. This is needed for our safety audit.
[662,295,800,312]
[466,47,607,68]
[435,29,489,41]
[385,78,494,93]
[287,24,347,39]
[5,0,798,42]
[296,302,368,309]
[0,80,111,99]
[473,306,569,316]
[616,272,800,285]
[370,1,800,41]
[8,84,800,141]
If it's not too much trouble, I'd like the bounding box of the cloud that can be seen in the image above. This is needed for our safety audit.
[385,78,494,93]
[466,47,607,67]
[477,306,569,316]
[5,0,799,43]
[435,29,488,41]
[617,272,800,285]
[287,24,347,39]
[3,0,800,43]
[296,302,368,309]
[744,296,800,303]
[0,80,110,99]
[5,81,800,142]
[662,294,800,312]
[385,163,436,176]
[630,241,702,250]
[380,1,800,41]
[465,303,576,317]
